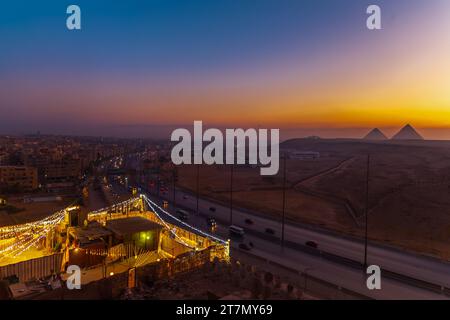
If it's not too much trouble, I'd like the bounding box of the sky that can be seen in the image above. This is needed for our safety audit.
[1,0,450,139]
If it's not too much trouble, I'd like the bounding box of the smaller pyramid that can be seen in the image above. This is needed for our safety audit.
[391,124,424,140]
[364,128,388,140]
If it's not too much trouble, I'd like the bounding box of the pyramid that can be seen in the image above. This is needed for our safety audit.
[363,128,388,140]
[391,124,424,140]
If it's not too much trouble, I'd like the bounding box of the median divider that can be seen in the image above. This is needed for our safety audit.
[233,247,372,300]
[147,191,450,298]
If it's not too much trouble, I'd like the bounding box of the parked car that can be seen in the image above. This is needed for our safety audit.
[265,228,275,235]
[244,218,254,225]
[305,240,318,249]
[238,243,251,251]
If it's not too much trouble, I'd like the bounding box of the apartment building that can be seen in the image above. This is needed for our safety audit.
[0,166,38,191]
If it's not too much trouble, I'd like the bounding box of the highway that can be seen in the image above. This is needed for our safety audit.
[109,154,450,299]
[145,185,450,299]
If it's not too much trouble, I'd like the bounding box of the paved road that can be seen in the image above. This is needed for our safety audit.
[110,151,450,299]
[144,185,450,298]
[143,194,447,300]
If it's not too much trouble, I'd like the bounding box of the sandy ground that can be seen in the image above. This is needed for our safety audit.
[0,245,49,266]
[176,139,450,259]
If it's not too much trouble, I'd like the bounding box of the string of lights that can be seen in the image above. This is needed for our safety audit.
[143,197,194,249]
[89,196,140,218]
[11,232,48,258]
[142,194,227,245]
[0,207,66,259]
[0,209,65,240]
[0,194,227,262]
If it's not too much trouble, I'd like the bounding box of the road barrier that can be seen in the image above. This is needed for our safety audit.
[233,248,372,300]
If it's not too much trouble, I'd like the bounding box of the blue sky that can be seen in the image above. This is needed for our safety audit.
[1,1,449,139]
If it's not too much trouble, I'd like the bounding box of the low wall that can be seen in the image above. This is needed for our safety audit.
[23,247,214,299]
[0,253,63,283]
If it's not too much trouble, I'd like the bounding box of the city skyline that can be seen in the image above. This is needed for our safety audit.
[1,1,450,139]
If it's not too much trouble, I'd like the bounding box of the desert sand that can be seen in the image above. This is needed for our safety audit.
[177,139,450,259]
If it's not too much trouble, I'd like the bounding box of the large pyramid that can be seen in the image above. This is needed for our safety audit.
[391,124,424,140]
[363,128,388,140]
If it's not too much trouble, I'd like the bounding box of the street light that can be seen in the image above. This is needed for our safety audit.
[303,267,313,291]
[230,164,234,225]
[173,167,177,207]
[196,164,200,215]
[281,153,287,248]
[363,154,370,271]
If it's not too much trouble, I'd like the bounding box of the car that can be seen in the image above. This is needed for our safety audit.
[183,195,188,200]
[244,218,254,225]
[209,206,216,212]
[238,243,251,251]
[229,225,245,237]
[265,228,275,235]
[305,240,318,249]
[206,217,217,228]
[176,209,189,221]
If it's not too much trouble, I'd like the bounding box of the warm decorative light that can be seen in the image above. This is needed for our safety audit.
[1,194,229,263]
[0,207,66,258]
[143,195,226,245]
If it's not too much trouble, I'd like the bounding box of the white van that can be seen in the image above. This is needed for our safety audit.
[229,225,245,237]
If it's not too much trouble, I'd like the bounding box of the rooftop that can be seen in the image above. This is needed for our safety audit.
[106,216,163,237]
[69,221,112,246]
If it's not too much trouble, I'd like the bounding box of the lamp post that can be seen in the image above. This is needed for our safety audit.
[363,154,370,270]
[303,267,313,291]
[196,164,200,216]
[230,164,234,225]
[173,167,177,207]
[281,153,287,248]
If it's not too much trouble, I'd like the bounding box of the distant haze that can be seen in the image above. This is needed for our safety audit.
[4,123,450,142]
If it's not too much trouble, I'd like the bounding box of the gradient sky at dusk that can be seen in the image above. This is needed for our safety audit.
[1,0,450,139]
